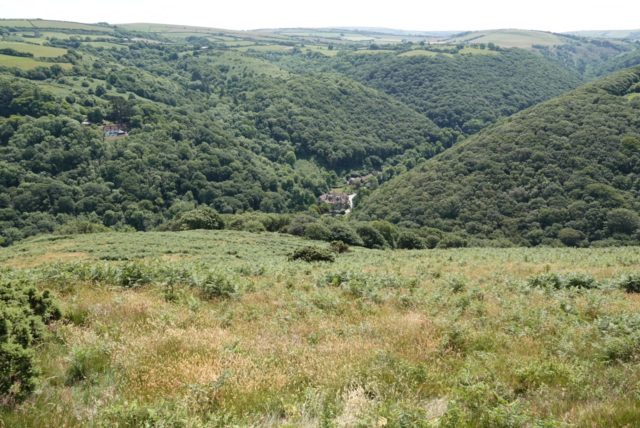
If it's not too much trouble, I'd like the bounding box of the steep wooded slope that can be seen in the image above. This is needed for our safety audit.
[356,66,640,246]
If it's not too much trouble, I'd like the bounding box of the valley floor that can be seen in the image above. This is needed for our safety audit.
[1,231,640,426]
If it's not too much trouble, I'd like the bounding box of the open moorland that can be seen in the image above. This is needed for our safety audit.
[2,231,640,426]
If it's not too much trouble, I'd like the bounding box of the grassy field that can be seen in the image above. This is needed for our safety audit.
[446,29,566,48]
[399,50,448,58]
[0,41,67,57]
[0,54,72,70]
[0,19,113,32]
[1,230,640,426]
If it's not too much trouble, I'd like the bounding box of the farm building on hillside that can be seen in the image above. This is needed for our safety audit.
[319,192,350,212]
[103,123,128,138]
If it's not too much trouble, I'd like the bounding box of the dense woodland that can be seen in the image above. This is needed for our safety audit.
[357,66,640,246]
[1,22,640,247]
[270,49,582,133]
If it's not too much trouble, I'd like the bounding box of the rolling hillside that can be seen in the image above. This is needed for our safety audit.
[356,66,640,246]
[0,26,452,245]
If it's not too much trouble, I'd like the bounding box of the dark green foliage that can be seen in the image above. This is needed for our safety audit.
[56,220,110,235]
[324,220,364,246]
[437,235,468,249]
[172,207,224,231]
[0,278,61,403]
[527,273,599,290]
[356,224,388,249]
[357,66,640,246]
[606,208,640,235]
[396,231,425,249]
[616,275,640,293]
[117,262,151,288]
[329,240,350,253]
[278,49,581,133]
[199,273,236,299]
[289,246,335,263]
[303,223,332,241]
[558,228,586,247]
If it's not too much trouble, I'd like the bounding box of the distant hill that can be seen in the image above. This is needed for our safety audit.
[568,30,640,40]
[355,66,640,246]
[271,48,582,133]
[445,29,567,49]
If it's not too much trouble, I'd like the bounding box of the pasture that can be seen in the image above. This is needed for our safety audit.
[1,230,640,426]
[0,54,72,70]
[446,29,566,48]
[0,40,67,57]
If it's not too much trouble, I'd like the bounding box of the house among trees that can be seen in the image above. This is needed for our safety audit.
[319,192,350,213]
[103,123,128,138]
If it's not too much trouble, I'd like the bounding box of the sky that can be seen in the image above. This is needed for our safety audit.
[1,0,639,32]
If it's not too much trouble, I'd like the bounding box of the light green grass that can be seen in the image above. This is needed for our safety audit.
[303,45,339,56]
[0,19,113,32]
[459,46,499,55]
[0,40,67,57]
[82,41,125,49]
[399,49,451,57]
[0,54,72,70]
[447,29,567,48]
[236,44,293,53]
[352,49,395,55]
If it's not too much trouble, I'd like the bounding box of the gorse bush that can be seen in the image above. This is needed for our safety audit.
[0,278,61,403]
[289,246,335,263]
[170,207,225,231]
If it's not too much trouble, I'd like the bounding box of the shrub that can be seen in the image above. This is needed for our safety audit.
[241,220,266,233]
[304,223,332,241]
[558,228,585,247]
[326,222,364,246]
[371,221,398,248]
[0,279,61,403]
[527,273,599,290]
[606,208,640,235]
[117,262,151,288]
[438,234,467,248]
[173,207,224,230]
[616,275,640,293]
[423,234,440,249]
[56,220,110,235]
[330,240,350,253]
[289,246,335,263]
[356,224,388,249]
[199,273,236,299]
[286,215,318,236]
[396,231,426,249]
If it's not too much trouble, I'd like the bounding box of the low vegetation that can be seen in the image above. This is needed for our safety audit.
[0,231,639,426]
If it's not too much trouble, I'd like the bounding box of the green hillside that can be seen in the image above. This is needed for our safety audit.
[0,31,452,245]
[355,66,640,247]
[2,19,640,248]
[315,49,582,133]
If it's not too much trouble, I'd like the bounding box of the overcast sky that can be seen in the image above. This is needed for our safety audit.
[1,0,639,32]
